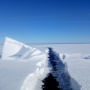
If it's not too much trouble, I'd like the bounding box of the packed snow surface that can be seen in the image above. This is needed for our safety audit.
[0,38,90,90]
[0,60,42,90]
[34,44,90,90]
[0,37,51,90]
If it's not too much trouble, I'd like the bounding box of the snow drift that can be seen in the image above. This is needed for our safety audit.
[1,37,89,90]
[21,53,50,90]
[2,37,43,60]
[0,37,50,90]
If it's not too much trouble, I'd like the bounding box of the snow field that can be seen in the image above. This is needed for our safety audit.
[0,37,90,90]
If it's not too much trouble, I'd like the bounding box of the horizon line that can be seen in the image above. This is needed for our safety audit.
[0,43,90,45]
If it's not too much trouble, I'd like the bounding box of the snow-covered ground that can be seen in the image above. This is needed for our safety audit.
[0,60,41,90]
[0,37,90,90]
[35,44,90,90]
[0,37,50,90]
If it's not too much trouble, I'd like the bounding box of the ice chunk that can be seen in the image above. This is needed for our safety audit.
[2,37,42,60]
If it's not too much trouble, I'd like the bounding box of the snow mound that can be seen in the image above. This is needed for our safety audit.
[2,37,43,60]
[21,54,50,90]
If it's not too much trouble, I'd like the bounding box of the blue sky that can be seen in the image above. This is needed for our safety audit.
[0,0,90,43]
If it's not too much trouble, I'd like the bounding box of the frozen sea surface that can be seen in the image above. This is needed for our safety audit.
[0,43,90,90]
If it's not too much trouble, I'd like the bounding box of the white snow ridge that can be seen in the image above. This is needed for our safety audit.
[21,54,50,90]
[2,37,43,60]
[0,37,86,90]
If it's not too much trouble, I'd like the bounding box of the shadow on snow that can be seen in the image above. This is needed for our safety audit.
[42,47,81,90]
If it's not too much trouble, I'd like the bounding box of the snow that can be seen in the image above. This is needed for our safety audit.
[0,38,90,90]
[35,44,90,54]
[0,56,50,90]
[0,60,44,90]
[64,55,90,90]
[0,37,50,90]
[47,48,72,90]
[2,37,42,60]
[30,44,90,90]
[21,53,50,90]
[46,44,90,90]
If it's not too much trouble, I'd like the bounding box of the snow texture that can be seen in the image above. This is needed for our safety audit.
[47,48,72,90]
[2,37,43,60]
[0,37,50,90]
[21,53,50,90]
[0,38,90,90]
[29,44,90,90]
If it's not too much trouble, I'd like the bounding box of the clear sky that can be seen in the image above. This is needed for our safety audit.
[0,0,90,43]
